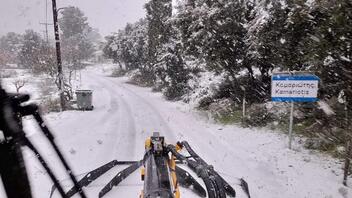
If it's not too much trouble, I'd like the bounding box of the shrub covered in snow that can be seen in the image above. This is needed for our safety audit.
[0,69,17,78]
[244,103,275,127]
[183,71,226,107]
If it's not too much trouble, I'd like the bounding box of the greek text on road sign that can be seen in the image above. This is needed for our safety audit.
[271,74,319,102]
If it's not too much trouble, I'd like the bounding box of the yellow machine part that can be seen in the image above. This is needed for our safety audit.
[140,168,145,197]
[169,154,180,198]
[145,138,151,149]
[141,167,145,181]
[141,139,180,198]
[175,144,182,152]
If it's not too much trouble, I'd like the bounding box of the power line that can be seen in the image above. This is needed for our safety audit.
[39,22,53,42]
[39,0,53,42]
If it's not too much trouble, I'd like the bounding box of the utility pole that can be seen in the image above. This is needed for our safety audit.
[40,0,53,43]
[51,0,66,111]
[242,88,246,124]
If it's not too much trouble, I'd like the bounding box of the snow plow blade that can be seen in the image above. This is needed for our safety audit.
[59,133,250,198]
[65,160,118,197]
[180,141,251,198]
[50,160,137,198]
[240,178,251,198]
[181,141,236,197]
[175,166,206,197]
[99,160,142,198]
[65,160,128,197]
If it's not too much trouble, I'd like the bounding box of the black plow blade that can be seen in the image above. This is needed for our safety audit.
[50,160,137,198]
[175,166,206,197]
[99,160,142,198]
[65,160,119,197]
[181,141,237,197]
[240,178,251,198]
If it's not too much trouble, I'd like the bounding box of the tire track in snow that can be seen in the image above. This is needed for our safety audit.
[84,71,276,198]
[82,73,125,161]
[92,73,248,176]
[103,77,177,142]
[100,76,253,177]
[90,74,137,159]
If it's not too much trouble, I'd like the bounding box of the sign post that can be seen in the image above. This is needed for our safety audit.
[288,101,294,149]
[271,72,319,149]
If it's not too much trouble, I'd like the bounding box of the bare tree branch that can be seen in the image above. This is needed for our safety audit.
[12,79,27,93]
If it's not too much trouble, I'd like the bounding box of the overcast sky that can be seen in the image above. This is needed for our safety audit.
[0,0,146,37]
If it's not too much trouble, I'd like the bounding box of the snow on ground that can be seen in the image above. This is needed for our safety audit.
[1,64,351,198]
[1,69,42,100]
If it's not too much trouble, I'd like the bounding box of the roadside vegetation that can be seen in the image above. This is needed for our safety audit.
[103,0,352,157]
[0,6,101,113]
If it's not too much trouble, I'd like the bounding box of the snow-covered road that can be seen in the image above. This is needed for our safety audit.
[1,66,350,198]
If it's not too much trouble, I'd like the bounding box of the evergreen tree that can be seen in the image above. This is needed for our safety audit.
[59,7,91,39]
[19,30,43,69]
[0,32,23,65]
[0,32,23,55]
[59,6,95,68]
[308,0,352,103]
[185,0,250,101]
[103,19,148,71]
[18,30,56,74]
[279,0,313,71]
[158,17,189,99]
[145,0,172,83]
[175,0,202,62]
[247,1,289,101]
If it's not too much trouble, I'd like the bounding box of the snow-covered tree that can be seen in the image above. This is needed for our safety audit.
[59,6,95,68]
[308,0,352,103]
[0,32,23,65]
[103,19,148,71]
[18,30,43,69]
[156,17,190,99]
[17,30,56,75]
[145,0,173,83]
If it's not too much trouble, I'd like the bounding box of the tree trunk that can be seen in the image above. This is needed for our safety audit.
[343,140,352,186]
